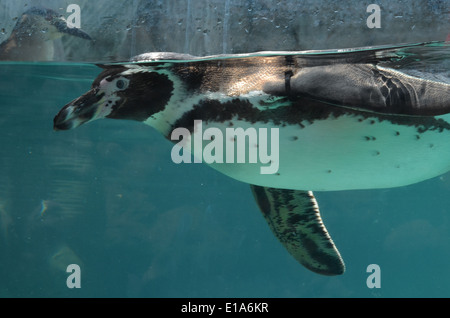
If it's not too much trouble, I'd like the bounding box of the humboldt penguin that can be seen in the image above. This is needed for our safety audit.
[53,42,450,275]
[0,6,91,61]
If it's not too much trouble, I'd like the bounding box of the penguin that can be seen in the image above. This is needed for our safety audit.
[53,42,450,275]
[0,6,91,61]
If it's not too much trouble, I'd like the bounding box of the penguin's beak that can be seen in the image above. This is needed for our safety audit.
[53,88,105,130]
[51,18,92,40]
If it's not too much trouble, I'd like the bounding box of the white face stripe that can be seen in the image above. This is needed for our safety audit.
[93,95,117,119]
[142,66,196,134]
[93,76,130,120]
[99,77,129,96]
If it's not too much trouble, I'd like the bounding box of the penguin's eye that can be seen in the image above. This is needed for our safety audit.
[116,79,127,90]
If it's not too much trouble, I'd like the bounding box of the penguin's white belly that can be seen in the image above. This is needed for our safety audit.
[185,113,450,191]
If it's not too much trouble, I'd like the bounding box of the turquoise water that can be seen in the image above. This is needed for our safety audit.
[1,60,450,298]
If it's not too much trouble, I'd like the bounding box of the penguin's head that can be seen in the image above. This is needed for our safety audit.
[12,6,91,41]
[54,65,174,130]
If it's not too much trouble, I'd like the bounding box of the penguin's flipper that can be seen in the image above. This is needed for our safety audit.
[250,184,345,275]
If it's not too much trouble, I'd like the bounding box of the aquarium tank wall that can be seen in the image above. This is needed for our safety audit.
[0,0,449,299]
[1,0,448,61]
